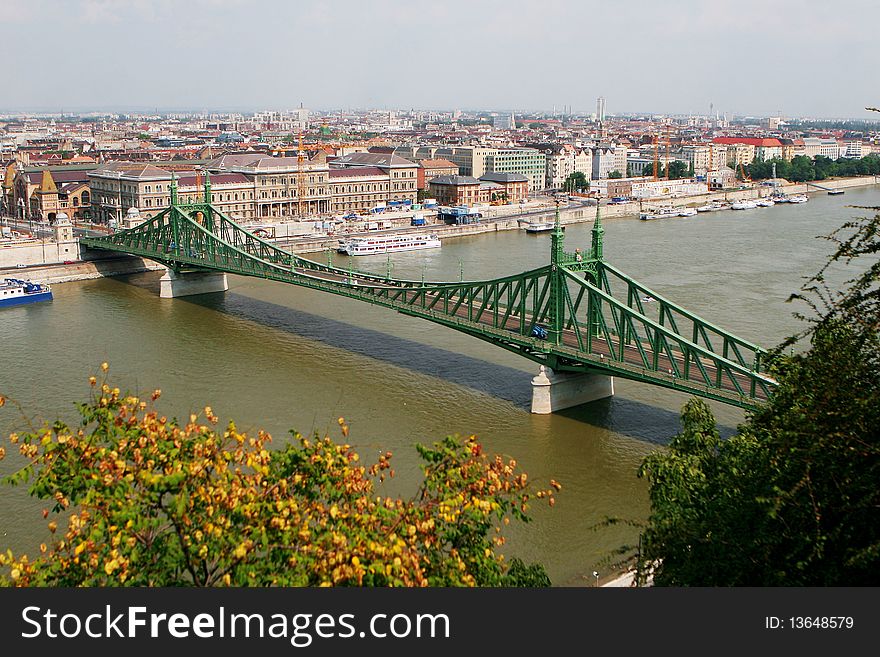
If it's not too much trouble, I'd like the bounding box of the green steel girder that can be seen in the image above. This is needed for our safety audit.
[80,195,777,410]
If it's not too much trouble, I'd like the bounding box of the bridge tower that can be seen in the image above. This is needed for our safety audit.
[531,201,614,414]
[158,172,228,299]
[547,202,566,347]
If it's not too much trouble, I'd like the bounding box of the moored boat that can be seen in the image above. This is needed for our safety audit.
[677,207,698,217]
[696,201,727,212]
[755,199,775,207]
[788,194,808,203]
[731,200,758,210]
[524,220,558,233]
[0,277,53,308]
[337,233,441,255]
[639,207,678,220]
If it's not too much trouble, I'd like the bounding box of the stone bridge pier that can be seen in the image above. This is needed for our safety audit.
[159,268,228,298]
[530,365,614,413]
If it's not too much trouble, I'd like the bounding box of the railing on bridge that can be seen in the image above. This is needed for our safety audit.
[80,179,777,410]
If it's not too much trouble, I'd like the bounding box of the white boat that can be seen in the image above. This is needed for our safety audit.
[788,194,808,203]
[696,201,726,212]
[677,207,698,217]
[730,200,758,210]
[524,220,556,233]
[337,233,441,256]
[771,194,789,203]
[755,199,775,207]
[639,207,678,221]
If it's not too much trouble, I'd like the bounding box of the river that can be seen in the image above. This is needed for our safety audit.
[1,185,877,586]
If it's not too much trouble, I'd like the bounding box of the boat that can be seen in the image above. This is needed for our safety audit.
[755,199,775,207]
[771,194,789,203]
[828,189,844,196]
[788,194,808,204]
[696,201,727,212]
[524,220,557,233]
[639,207,679,221]
[730,200,758,210]
[677,207,698,217]
[337,233,441,256]
[0,277,53,308]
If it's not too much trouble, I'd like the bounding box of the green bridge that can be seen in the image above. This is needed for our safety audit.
[80,176,776,412]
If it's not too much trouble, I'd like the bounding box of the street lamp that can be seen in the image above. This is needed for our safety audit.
[593,571,599,587]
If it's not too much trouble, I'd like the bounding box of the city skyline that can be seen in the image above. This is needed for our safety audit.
[1,0,878,119]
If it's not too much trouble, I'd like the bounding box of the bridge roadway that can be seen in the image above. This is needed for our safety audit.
[284,260,771,406]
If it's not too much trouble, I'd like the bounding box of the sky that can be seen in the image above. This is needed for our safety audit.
[1,0,878,118]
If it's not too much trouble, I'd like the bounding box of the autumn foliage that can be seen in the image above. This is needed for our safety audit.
[0,366,556,587]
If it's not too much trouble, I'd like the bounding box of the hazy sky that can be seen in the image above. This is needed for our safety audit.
[1,0,878,118]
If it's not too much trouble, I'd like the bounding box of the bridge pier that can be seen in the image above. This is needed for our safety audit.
[159,268,228,298]
[530,365,614,414]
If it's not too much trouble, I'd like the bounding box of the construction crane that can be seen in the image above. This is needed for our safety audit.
[664,122,671,181]
[297,131,306,218]
[738,161,751,183]
[652,132,659,181]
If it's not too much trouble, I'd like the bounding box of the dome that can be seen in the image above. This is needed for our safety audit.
[127,207,141,217]
[55,212,69,221]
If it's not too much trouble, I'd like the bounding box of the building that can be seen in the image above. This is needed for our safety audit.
[842,140,863,158]
[329,167,399,214]
[415,158,458,190]
[9,165,93,223]
[89,161,257,224]
[525,144,589,189]
[680,145,726,175]
[818,139,842,159]
[590,143,617,180]
[713,137,784,165]
[612,144,627,177]
[492,113,516,130]
[396,146,545,193]
[396,146,494,179]
[708,166,738,190]
[428,175,485,206]
[484,148,546,193]
[801,138,822,159]
[207,153,332,218]
[478,172,528,202]
[329,152,418,205]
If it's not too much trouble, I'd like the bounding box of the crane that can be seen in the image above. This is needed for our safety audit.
[297,131,306,218]
[664,122,671,181]
[652,131,659,181]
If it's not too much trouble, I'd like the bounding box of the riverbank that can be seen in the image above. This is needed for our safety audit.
[0,254,163,285]
[286,175,880,255]
[5,176,876,283]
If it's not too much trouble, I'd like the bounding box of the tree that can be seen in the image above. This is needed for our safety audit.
[563,171,589,193]
[608,170,623,179]
[636,209,880,586]
[665,161,689,180]
[0,370,558,587]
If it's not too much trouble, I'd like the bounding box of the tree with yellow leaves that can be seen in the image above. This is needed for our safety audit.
[0,365,556,587]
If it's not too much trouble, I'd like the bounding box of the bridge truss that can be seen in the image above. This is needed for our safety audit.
[81,175,776,409]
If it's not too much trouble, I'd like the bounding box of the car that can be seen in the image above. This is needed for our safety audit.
[15,263,27,268]
[63,260,75,264]
[531,325,548,340]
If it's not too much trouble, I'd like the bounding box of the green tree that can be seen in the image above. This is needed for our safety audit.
[562,171,590,193]
[608,170,623,179]
[0,370,557,587]
[636,210,880,586]
[665,161,689,180]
